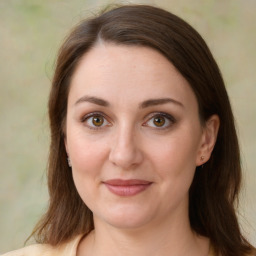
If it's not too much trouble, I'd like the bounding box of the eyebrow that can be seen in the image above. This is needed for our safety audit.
[139,98,184,108]
[74,95,183,108]
[74,96,110,107]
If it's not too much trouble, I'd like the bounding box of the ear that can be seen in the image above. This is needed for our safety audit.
[196,114,220,166]
[64,137,72,167]
[64,135,69,156]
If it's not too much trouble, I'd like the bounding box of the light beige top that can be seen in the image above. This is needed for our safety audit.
[3,235,253,256]
[1,235,83,256]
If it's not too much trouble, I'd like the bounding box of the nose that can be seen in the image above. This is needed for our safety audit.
[108,126,143,170]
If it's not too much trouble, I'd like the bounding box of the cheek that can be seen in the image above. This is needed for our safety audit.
[69,138,108,174]
[147,130,200,186]
[149,135,198,169]
[66,129,110,201]
[66,124,108,168]
[68,137,109,207]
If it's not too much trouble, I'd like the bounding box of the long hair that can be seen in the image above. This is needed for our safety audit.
[30,5,254,256]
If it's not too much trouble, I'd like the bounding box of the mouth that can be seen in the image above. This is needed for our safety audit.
[103,179,152,197]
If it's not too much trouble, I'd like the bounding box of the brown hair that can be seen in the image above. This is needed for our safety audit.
[30,4,254,256]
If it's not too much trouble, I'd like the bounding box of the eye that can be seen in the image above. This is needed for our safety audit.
[82,113,110,129]
[143,113,175,129]
[152,116,166,127]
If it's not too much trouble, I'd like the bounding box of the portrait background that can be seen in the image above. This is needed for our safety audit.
[0,0,255,252]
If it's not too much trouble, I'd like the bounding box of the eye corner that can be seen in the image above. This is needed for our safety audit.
[81,111,112,130]
[143,112,176,129]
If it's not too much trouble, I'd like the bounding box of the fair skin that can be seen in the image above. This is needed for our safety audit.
[65,43,219,256]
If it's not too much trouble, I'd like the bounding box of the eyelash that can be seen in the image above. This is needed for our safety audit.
[143,112,176,129]
[80,112,176,130]
[81,112,111,130]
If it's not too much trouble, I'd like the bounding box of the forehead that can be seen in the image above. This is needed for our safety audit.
[69,43,197,109]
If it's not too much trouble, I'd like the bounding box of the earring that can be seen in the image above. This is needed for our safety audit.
[67,157,72,167]
[200,156,205,168]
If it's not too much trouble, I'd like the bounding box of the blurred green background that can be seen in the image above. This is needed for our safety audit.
[0,0,255,253]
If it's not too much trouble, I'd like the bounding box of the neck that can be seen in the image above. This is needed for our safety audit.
[77,205,210,256]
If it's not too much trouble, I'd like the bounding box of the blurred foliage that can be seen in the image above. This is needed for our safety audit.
[0,0,255,253]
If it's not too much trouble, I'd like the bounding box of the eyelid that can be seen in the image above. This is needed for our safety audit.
[143,112,176,128]
[81,111,111,129]
[80,111,176,130]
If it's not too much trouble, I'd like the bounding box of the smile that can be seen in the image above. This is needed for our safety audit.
[103,179,152,196]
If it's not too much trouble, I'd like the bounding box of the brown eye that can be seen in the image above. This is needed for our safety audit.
[82,113,110,129]
[92,116,104,126]
[153,116,165,127]
[143,113,176,129]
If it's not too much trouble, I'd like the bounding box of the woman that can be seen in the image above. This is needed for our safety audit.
[3,4,255,256]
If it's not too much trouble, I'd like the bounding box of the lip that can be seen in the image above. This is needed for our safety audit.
[103,179,152,196]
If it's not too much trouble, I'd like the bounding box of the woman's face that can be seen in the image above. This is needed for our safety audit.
[65,43,212,229]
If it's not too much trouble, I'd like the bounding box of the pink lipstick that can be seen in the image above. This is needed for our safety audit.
[103,179,152,196]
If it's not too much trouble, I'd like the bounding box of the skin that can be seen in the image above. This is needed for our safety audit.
[65,43,219,256]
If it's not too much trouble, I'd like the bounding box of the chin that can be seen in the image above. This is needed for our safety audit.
[106,216,151,230]
[96,205,154,230]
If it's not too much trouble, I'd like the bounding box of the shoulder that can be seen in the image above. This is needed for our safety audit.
[1,244,55,256]
[1,234,84,256]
